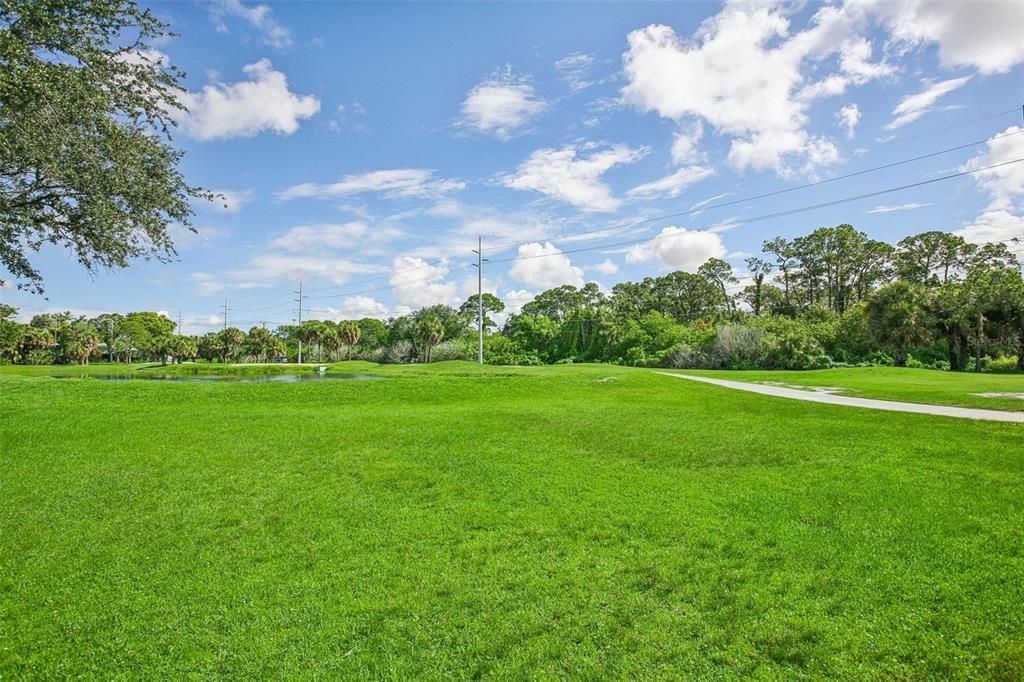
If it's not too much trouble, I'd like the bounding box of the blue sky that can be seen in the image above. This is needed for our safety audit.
[6,0,1023,332]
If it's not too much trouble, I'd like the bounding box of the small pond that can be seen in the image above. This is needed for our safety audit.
[53,373,383,383]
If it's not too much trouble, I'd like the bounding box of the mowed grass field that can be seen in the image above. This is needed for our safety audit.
[1,363,1022,679]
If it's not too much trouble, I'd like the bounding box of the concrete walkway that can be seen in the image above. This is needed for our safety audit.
[656,372,1024,423]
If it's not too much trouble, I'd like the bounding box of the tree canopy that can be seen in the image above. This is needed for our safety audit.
[0,0,212,293]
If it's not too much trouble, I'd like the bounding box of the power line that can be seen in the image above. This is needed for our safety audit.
[288,158,1024,303]
[480,129,1024,258]
[177,107,1023,311]
[488,158,1024,264]
[271,120,1024,305]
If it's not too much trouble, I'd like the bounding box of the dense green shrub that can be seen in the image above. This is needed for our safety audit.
[985,356,1020,373]
[762,331,830,370]
[24,350,56,365]
[430,340,472,362]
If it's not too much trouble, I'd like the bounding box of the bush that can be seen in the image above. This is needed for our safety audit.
[24,350,56,365]
[712,324,763,369]
[484,335,541,365]
[383,340,414,364]
[354,347,385,363]
[664,343,711,369]
[986,355,1020,373]
[905,355,951,371]
[762,331,830,370]
[624,346,648,367]
[430,340,472,362]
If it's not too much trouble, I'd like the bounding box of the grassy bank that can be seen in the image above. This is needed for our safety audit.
[1,363,1022,678]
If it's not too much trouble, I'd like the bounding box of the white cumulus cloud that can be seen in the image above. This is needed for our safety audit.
[960,126,1024,211]
[592,259,619,275]
[508,242,584,288]
[620,4,883,176]
[869,0,1024,75]
[179,59,320,140]
[459,70,546,140]
[500,144,647,212]
[956,210,1024,258]
[316,296,391,321]
[625,227,726,271]
[389,256,457,308]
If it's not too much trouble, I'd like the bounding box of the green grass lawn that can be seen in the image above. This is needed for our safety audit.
[681,366,1024,412]
[1,363,1022,678]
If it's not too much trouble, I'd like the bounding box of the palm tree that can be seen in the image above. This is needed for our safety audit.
[339,320,361,360]
[297,321,322,364]
[865,281,932,366]
[413,315,444,363]
[175,336,198,364]
[317,323,336,362]
[246,327,279,363]
[20,326,52,355]
[151,334,176,366]
[217,327,245,363]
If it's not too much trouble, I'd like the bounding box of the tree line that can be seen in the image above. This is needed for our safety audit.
[1,225,1021,372]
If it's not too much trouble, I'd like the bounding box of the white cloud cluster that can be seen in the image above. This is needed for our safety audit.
[500,144,647,212]
[278,169,464,201]
[836,103,861,139]
[592,259,619,275]
[508,242,584,288]
[626,165,714,200]
[960,126,1024,211]
[620,4,893,175]
[957,210,1024,258]
[869,0,1024,75]
[179,59,319,140]
[671,121,705,164]
[389,256,457,308]
[956,126,1024,255]
[316,296,391,321]
[555,52,597,92]
[268,222,403,252]
[625,227,726,271]
[459,71,546,140]
[209,0,292,49]
[884,76,971,130]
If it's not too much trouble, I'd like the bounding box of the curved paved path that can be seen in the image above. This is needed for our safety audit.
[656,372,1024,423]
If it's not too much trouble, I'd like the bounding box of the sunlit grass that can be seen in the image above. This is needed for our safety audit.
[1,363,1022,678]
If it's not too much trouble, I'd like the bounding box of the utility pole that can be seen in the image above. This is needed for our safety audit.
[294,281,306,364]
[177,311,182,336]
[471,236,487,364]
[221,299,230,331]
